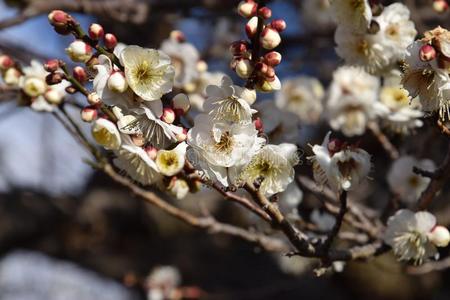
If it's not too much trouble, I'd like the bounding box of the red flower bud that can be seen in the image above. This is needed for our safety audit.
[0,55,14,70]
[81,106,98,122]
[258,7,272,19]
[88,23,104,40]
[420,44,437,62]
[270,19,287,32]
[264,51,282,66]
[104,33,118,50]
[230,40,249,56]
[73,66,88,83]
[238,0,257,18]
[254,117,264,133]
[433,0,449,13]
[44,59,61,72]
[46,72,65,85]
[161,107,176,124]
[48,10,70,27]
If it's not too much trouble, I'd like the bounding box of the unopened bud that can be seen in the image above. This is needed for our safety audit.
[48,10,70,27]
[255,62,268,74]
[88,23,104,40]
[73,66,88,83]
[161,107,176,124]
[259,76,281,92]
[420,44,437,62]
[238,0,257,18]
[170,30,186,43]
[264,51,282,66]
[44,59,61,72]
[46,72,65,85]
[260,27,281,50]
[107,71,128,93]
[265,66,275,80]
[429,225,450,247]
[245,17,259,38]
[87,92,102,105]
[81,106,98,122]
[23,77,47,97]
[44,88,64,105]
[0,55,13,70]
[196,60,208,73]
[3,68,21,86]
[328,138,343,154]
[131,134,145,147]
[145,146,158,160]
[235,58,253,79]
[230,40,249,56]
[433,0,449,13]
[172,93,190,115]
[258,7,272,19]
[270,19,287,32]
[65,86,77,94]
[254,117,264,133]
[104,33,118,50]
[176,128,188,142]
[66,40,93,63]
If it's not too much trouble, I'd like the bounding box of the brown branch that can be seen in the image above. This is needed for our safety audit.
[367,122,399,160]
[407,256,450,275]
[437,119,450,137]
[322,191,347,252]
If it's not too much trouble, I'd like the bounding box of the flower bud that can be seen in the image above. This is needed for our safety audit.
[81,106,98,122]
[66,40,93,63]
[145,146,158,160]
[419,44,437,62]
[88,23,104,40]
[254,117,264,133]
[429,225,450,247]
[175,128,188,142]
[255,62,268,74]
[65,86,77,94]
[167,178,190,199]
[265,66,275,79]
[264,51,282,66]
[238,0,257,18]
[170,30,186,43]
[161,107,176,124]
[327,138,343,154]
[4,68,21,86]
[104,33,118,50]
[260,27,281,50]
[258,7,272,19]
[73,66,88,83]
[0,55,13,70]
[271,19,287,32]
[230,40,249,56]
[259,76,281,92]
[87,92,102,106]
[48,10,70,27]
[235,58,254,79]
[23,77,47,97]
[46,72,65,85]
[196,60,208,73]
[245,17,259,38]
[44,59,61,72]
[172,93,190,115]
[44,88,64,105]
[433,0,449,13]
[107,71,128,93]
[131,134,145,147]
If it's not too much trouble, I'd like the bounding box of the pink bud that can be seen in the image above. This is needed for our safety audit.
[87,92,102,106]
[107,71,128,93]
[73,66,88,83]
[230,40,249,56]
[66,40,93,63]
[81,106,98,122]
[161,107,176,124]
[44,89,64,105]
[46,72,65,85]
[255,62,268,74]
[270,19,287,32]
[104,33,118,50]
[48,10,70,27]
[170,30,186,43]
[238,0,257,18]
[172,93,190,114]
[264,51,282,66]
[245,17,259,38]
[433,0,449,13]
[420,44,437,62]
[258,7,272,19]
[176,128,188,142]
[265,66,275,79]
[145,146,158,160]
[235,58,253,79]
[89,23,104,40]
[0,55,13,70]
[328,138,343,154]
[254,117,264,133]
[260,27,281,50]
[3,68,21,86]
[44,59,61,72]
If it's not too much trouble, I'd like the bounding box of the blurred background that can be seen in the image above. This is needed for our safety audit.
[1,0,450,299]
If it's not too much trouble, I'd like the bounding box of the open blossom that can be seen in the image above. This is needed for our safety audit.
[331,0,372,33]
[160,36,200,88]
[114,135,162,185]
[204,75,256,124]
[91,118,122,150]
[19,60,69,112]
[187,114,265,186]
[155,142,188,176]
[401,28,450,120]
[384,209,450,264]
[326,66,384,136]
[309,132,371,192]
[275,76,324,124]
[387,156,435,204]
[120,45,175,101]
[335,3,416,74]
[240,143,299,196]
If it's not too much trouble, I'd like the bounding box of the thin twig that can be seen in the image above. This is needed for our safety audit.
[367,122,399,160]
[321,191,347,253]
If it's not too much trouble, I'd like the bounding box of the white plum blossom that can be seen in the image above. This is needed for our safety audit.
[91,118,122,150]
[146,266,181,300]
[204,75,256,124]
[187,114,265,186]
[326,66,384,136]
[160,37,200,88]
[275,76,324,124]
[240,143,299,196]
[155,142,188,176]
[309,132,371,192]
[187,71,226,111]
[120,45,175,101]
[387,156,435,204]
[384,209,450,264]
[331,0,372,33]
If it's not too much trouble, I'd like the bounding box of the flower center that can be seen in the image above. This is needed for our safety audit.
[214,131,234,154]
[133,61,152,82]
